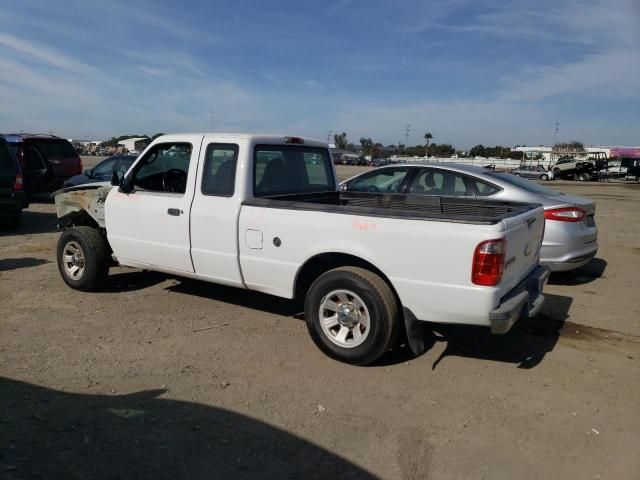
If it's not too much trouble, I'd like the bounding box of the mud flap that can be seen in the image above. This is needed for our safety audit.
[403,308,428,356]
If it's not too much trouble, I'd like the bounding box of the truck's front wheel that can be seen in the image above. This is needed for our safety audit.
[305,267,399,365]
[57,226,110,291]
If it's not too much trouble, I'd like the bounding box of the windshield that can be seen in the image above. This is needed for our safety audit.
[486,171,562,196]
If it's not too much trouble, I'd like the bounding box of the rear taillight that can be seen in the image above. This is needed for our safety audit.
[472,238,506,286]
[544,207,586,222]
[13,172,23,191]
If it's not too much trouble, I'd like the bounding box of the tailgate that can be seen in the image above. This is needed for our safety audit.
[499,205,545,292]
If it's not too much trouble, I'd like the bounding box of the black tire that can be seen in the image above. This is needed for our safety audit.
[578,172,589,182]
[553,168,561,176]
[540,173,549,181]
[57,226,110,291]
[304,266,399,365]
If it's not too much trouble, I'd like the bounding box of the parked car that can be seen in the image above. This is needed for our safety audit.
[341,163,597,272]
[620,158,640,181]
[54,134,548,365]
[511,164,553,181]
[0,137,28,228]
[551,157,596,181]
[1,134,82,192]
[63,155,137,188]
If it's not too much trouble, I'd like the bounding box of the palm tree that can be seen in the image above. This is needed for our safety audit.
[424,132,433,157]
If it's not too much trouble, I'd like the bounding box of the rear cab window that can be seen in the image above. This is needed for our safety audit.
[253,145,334,197]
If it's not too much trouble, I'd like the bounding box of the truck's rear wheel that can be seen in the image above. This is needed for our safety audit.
[304,267,398,365]
[578,172,590,181]
[57,226,109,291]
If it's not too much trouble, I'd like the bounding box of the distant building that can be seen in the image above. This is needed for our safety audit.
[118,137,150,152]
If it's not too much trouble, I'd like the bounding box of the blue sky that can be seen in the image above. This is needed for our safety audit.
[1,0,638,148]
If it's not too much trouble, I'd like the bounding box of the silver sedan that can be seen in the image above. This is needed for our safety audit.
[341,163,598,272]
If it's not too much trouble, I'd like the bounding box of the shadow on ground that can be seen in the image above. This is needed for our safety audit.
[549,258,607,286]
[0,257,50,272]
[377,293,573,369]
[0,210,58,237]
[0,377,374,480]
[99,273,571,369]
[167,278,302,317]
[99,270,171,293]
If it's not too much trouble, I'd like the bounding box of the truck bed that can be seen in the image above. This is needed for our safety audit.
[243,191,540,225]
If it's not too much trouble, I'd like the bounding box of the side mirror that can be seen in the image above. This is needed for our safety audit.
[112,170,131,192]
[340,183,348,192]
[83,168,92,176]
[111,170,122,186]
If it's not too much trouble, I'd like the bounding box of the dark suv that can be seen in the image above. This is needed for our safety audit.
[0,137,28,228]
[1,134,82,193]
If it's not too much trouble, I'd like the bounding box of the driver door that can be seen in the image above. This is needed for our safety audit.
[105,138,202,273]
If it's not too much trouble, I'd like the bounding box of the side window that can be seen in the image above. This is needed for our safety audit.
[133,143,192,194]
[348,168,409,193]
[468,178,500,197]
[92,158,117,176]
[25,146,47,170]
[410,169,471,196]
[0,142,14,170]
[201,143,238,196]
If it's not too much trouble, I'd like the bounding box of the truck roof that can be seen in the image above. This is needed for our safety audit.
[157,133,328,148]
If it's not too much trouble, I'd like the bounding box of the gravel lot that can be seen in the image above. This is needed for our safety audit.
[1,160,639,479]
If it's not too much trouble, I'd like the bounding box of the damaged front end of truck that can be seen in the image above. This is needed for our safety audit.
[53,184,111,230]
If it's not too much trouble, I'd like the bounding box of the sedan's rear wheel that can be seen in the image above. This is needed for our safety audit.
[540,173,549,181]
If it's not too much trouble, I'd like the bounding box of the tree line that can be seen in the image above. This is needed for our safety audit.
[332,131,533,159]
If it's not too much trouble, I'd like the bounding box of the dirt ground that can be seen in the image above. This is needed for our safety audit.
[1,162,639,479]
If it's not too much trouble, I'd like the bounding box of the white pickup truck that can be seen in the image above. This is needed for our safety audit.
[54,134,549,365]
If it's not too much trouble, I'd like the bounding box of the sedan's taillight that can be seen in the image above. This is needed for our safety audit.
[13,172,23,191]
[472,238,506,286]
[544,207,586,222]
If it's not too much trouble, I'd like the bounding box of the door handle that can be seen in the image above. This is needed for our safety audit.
[167,208,182,216]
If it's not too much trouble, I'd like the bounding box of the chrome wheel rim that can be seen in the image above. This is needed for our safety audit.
[319,289,371,348]
[62,241,85,280]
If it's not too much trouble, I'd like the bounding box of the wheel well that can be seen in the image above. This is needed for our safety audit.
[59,211,100,230]
[294,253,400,304]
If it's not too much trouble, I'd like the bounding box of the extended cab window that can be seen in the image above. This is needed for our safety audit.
[347,168,409,193]
[132,143,192,194]
[201,144,238,196]
[253,145,334,197]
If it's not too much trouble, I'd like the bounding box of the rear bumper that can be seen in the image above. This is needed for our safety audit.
[489,265,550,334]
[541,243,598,272]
